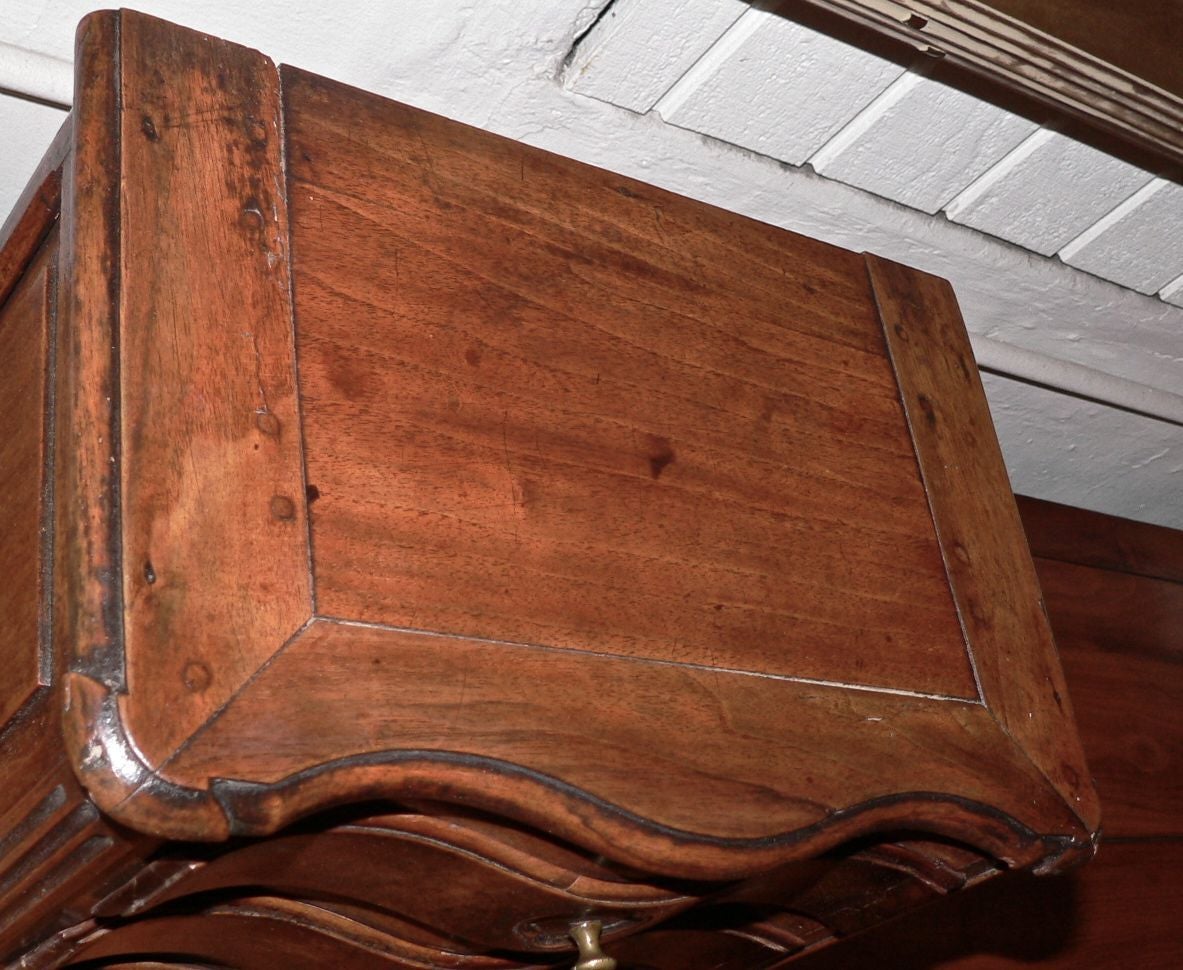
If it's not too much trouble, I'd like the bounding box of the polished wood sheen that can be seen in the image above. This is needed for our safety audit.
[0,10,1102,968]
[285,66,972,696]
[792,841,1183,969]
[113,10,311,769]
[1017,494,1183,585]
[164,619,1082,875]
[790,499,1183,967]
[0,237,54,728]
[868,257,1096,825]
[1019,497,1183,839]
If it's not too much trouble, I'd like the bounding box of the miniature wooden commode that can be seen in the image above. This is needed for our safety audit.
[0,10,1097,968]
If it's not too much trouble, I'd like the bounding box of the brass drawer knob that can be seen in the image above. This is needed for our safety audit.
[569,919,617,970]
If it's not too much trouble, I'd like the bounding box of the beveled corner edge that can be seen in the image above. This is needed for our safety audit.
[62,672,231,841]
[866,251,1101,853]
[55,9,314,842]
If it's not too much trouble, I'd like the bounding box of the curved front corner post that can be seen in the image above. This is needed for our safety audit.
[54,10,126,699]
[57,6,314,814]
[62,672,232,841]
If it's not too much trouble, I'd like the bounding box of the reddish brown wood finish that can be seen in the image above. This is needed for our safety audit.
[0,237,54,728]
[0,107,69,800]
[162,619,1082,877]
[1048,571,1183,837]
[55,6,123,730]
[0,82,158,963]
[57,8,310,841]
[0,9,1104,968]
[790,499,1183,967]
[285,65,971,697]
[113,13,311,768]
[0,118,68,308]
[102,811,695,952]
[65,895,539,969]
[1018,494,1183,585]
[975,0,1183,98]
[868,257,1099,834]
[790,841,1183,970]
[54,832,1004,968]
[1018,496,1183,839]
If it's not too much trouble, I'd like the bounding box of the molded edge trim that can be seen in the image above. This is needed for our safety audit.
[55,8,126,695]
[796,0,1183,171]
[63,665,1092,879]
[63,672,231,841]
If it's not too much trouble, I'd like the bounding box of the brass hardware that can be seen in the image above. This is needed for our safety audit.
[569,919,617,970]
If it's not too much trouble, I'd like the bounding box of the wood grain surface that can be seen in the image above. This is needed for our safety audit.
[44,829,1001,968]
[1019,494,1183,584]
[164,617,1085,879]
[978,0,1183,98]
[786,499,1183,968]
[55,7,123,716]
[790,840,1183,969]
[283,66,976,698]
[52,22,1093,883]
[105,811,693,953]
[1034,558,1183,837]
[0,11,1111,965]
[0,117,68,309]
[0,236,54,729]
[869,255,1099,835]
[114,11,311,766]
[0,16,164,961]
[65,895,534,969]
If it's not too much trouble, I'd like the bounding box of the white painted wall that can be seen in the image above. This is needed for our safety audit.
[944,130,1154,257]
[1,0,1180,527]
[809,72,1038,215]
[1060,179,1183,295]
[0,94,66,220]
[654,11,905,165]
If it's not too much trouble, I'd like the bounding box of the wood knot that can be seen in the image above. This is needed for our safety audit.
[244,117,269,147]
[645,434,675,479]
[255,411,280,436]
[182,662,212,693]
[269,495,297,521]
[916,393,937,428]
